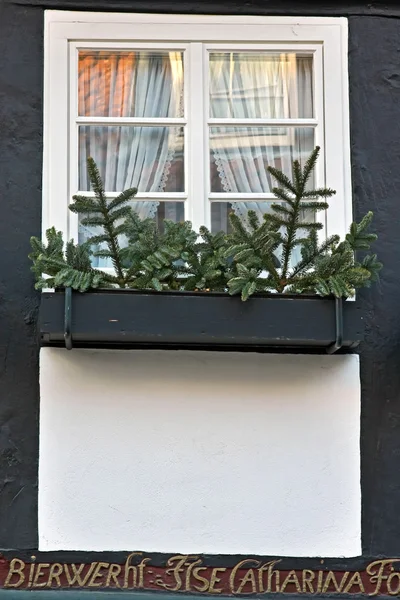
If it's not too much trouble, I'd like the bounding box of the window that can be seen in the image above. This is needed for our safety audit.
[44,12,351,265]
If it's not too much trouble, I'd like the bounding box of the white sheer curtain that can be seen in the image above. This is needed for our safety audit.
[79,125,183,216]
[78,51,184,265]
[209,53,314,253]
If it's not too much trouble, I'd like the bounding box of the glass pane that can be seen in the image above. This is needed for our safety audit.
[78,201,185,268]
[78,50,184,117]
[79,126,184,192]
[211,201,315,267]
[209,52,313,119]
[211,202,234,234]
[210,126,314,193]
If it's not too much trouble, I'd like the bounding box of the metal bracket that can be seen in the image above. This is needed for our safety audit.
[326,296,343,354]
[64,287,73,350]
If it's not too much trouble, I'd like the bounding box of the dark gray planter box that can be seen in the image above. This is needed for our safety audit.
[39,290,364,352]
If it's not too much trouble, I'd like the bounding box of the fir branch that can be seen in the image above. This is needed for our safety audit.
[267,146,336,289]
[29,151,381,300]
[69,157,138,286]
[291,232,340,279]
[301,146,320,189]
[29,228,107,291]
[183,226,233,292]
[226,210,281,299]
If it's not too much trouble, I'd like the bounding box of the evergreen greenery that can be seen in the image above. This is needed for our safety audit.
[30,148,381,300]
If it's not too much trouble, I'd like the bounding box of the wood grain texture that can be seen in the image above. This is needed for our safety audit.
[0,0,398,561]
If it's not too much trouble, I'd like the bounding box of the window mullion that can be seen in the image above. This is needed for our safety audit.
[208,118,318,127]
[187,43,206,231]
[45,33,70,241]
[312,45,327,241]
[76,117,187,126]
[69,43,79,243]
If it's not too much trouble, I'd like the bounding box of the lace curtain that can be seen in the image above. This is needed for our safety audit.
[78,51,184,265]
[209,53,314,261]
[77,50,314,268]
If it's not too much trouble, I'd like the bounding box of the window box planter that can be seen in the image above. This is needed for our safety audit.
[39,289,363,353]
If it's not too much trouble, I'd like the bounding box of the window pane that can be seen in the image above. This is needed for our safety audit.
[211,202,234,234]
[211,201,313,232]
[210,126,314,193]
[78,51,184,117]
[79,201,185,268]
[79,126,184,192]
[213,202,289,233]
[209,52,313,119]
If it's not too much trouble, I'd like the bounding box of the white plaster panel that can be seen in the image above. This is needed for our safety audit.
[39,348,361,556]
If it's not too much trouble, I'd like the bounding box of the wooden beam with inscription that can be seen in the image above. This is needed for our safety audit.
[0,554,399,596]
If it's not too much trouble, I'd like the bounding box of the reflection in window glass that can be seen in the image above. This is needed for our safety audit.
[78,50,184,118]
[79,126,184,193]
[211,201,314,267]
[210,127,314,193]
[79,201,185,268]
[209,52,313,119]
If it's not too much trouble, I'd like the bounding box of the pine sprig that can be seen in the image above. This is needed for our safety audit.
[182,226,233,292]
[69,157,138,286]
[29,151,381,300]
[29,227,106,291]
[122,213,198,291]
[225,147,380,299]
[225,210,281,299]
[267,147,335,288]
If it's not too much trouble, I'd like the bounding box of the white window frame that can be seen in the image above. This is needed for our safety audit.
[43,11,352,245]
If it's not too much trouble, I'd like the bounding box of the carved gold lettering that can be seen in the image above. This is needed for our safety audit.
[192,566,209,592]
[4,559,26,588]
[106,564,121,588]
[387,572,400,595]
[64,563,96,587]
[257,561,277,593]
[184,559,202,591]
[87,562,109,587]
[280,570,301,594]
[208,568,226,594]
[266,560,281,593]
[322,570,349,593]
[343,571,365,594]
[28,561,35,588]
[368,561,386,598]
[32,563,50,588]
[229,559,260,594]
[367,559,399,596]
[316,570,323,594]
[138,558,151,588]
[302,569,315,593]
[48,563,63,587]
[123,552,145,589]
[236,568,257,594]
[159,555,188,592]
[9,554,400,595]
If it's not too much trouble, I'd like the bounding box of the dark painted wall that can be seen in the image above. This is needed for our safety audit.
[1,0,400,557]
[0,0,42,549]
